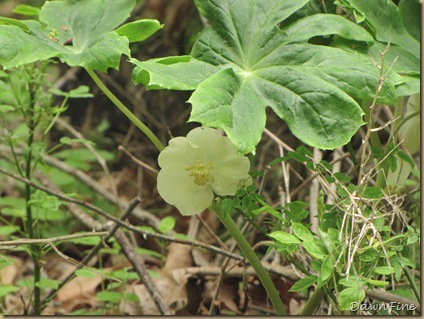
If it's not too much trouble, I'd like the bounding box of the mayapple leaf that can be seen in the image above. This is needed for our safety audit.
[12,4,40,18]
[341,0,420,96]
[343,0,419,58]
[399,0,420,42]
[0,24,56,68]
[274,14,374,46]
[131,56,217,90]
[0,17,29,32]
[116,19,163,43]
[39,0,135,71]
[132,0,398,153]
[0,0,158,72]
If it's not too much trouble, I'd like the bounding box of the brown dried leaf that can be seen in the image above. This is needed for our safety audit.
[120,269,189,315]
[43,254,77,281]
[217,281,241,314]
[56,273,102,304]
[164,242,193,270]
[191,210,220,266]
[0,256,23,285]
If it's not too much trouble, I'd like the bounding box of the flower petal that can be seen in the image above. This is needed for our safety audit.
[158,136,201,171]
[157,167,214,216]
[157,126,251,215]
[211,156,251,195]
[186,127,231,158]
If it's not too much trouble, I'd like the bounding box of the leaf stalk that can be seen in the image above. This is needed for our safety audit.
[210,202,287,315]
[86,68,165,152]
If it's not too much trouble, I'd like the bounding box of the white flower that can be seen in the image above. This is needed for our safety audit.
[157,127,251,216]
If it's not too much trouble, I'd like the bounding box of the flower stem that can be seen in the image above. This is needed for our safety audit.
[86,68,165,152]
[210,203,286,315]
[300,286,325,315]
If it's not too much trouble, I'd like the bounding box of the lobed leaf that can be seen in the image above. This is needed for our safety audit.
[342,0,420,95]
[131,56,217,90]
[132,0,398,153]
[0,0,159,72]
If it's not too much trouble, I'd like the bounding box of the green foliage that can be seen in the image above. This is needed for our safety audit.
[96,290,138,304]
[338,286,366,311]
[0,0,134,71]
[264,142,420,314]
[131,0,402,153]
[35,278,61,290]
[116,19,163,43]
[288,275,318,292]
[0,0,162,72]
[0,285,20,298]
[338,0,420,96]
[157,216,176,234]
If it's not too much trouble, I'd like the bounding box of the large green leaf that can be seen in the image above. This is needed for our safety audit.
[132,56,217,90]
[340,0,420,96]
[0,0,160,72]
[132,0,397,153]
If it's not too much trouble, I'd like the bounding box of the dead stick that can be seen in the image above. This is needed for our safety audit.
[40,198,141,310]
[0,167,300,281]
[0,232,108,246]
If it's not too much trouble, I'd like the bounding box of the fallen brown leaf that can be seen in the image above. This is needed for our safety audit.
[0,256,23,285]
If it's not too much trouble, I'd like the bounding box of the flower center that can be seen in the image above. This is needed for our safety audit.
[185,160,214,186]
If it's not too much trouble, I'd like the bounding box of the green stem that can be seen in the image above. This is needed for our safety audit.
[391,110,420,142]
[375,96,404,188]
[210,203,286,315]
[286,255,311,276]
[361,100,382,150]
[346,142,358,167]
[300,286,325,315]
[389,96,406,144]
[86,68,165,152]
[25,79,41,315]
[401,260,420,303]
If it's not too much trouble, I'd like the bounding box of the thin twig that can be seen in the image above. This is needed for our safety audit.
[364,288,420,311]
[288,152,350,198]
[196,215,228,250]
[0,145,162,228]
[118,145,159,174]
[40,197,141,311]
[47,242,121,283]
[358,44,397,183]
[0,165,299,280]
[0,167,131,231]
[0,232,108,246]
[0,164,170,314]
[263,128,294,152]
[55,117,119,198]
[42,153,163,229]
[114,228,172,315]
